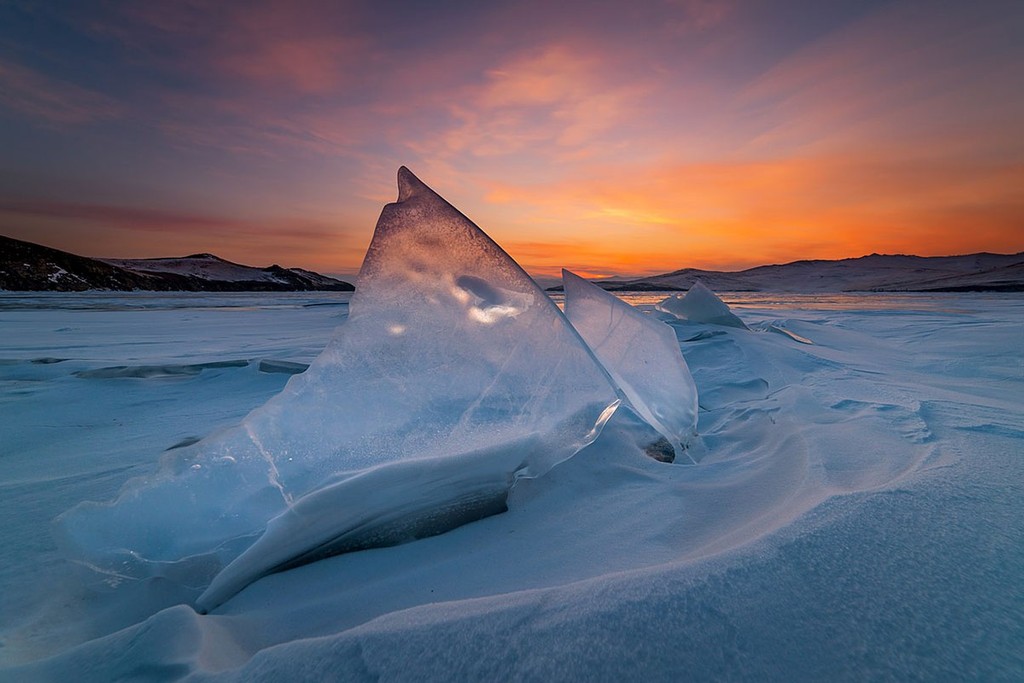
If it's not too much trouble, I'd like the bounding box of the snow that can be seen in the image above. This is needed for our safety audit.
[2,289,1022,679]
[46,266,67,283]
[563,269,698,462]
[657,280,749,328]
[1,174,1022,679]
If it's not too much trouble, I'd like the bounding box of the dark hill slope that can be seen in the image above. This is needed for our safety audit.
[0,235,353,291]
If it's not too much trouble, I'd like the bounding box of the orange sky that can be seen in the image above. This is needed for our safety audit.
[1,0,1021,279]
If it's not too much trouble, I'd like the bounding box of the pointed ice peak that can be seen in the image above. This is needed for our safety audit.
[397,165,431,202]
[562,270,698,463]
[657,280,748,329]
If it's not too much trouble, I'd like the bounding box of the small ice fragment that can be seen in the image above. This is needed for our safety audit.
[767,322,813,344]
[657,280,748,329]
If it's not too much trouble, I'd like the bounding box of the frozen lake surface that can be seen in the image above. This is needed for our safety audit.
[1,290,1022,680]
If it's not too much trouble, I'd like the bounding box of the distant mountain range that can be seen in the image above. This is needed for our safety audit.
[552,252,1024,293]
[4,234,1021,293]
[0,235,353,292]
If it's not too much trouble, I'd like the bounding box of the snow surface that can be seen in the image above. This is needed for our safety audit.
[1,287,1022,680]
[563,269,698,462]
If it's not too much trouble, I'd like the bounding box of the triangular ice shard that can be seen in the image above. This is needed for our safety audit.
[563,270,698,463]
[57,167,620,611]
[656,280,748,329]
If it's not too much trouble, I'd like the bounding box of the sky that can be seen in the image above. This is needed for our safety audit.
[0,0,1021,279]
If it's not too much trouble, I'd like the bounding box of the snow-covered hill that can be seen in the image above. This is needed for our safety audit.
[101,253,353,290]
[0,236,353,291]
[568,252,1024,292]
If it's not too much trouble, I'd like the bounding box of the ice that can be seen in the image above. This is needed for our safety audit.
[657,280,749,329]
[56,167,621,611]
[562,270,698,463]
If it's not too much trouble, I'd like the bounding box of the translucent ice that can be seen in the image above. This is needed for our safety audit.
[657,280,748,329]
[562,270,698,463]
[57,167,620,611]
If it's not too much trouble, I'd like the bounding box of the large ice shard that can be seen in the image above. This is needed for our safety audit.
[562,270,698,464]
[656,280,748,329]
[57,167,620,612]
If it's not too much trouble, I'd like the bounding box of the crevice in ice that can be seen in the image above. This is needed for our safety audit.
[165,436,202,451]
[74,360,250,379]
[643,436,676,463]
[245,423,293,506]
[257,359,309,374]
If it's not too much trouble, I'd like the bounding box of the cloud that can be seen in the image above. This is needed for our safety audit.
[664,0,735,33]
[2,0,1021,276]
[417,42,652,161]
[215,37,368,95]
[732,0,1024,159]
[94,0,373,95]
[0,59,123,125]
[422,1,1024,274]
[0,199,258,234]
[0,197,366,270]
[473,151,1024,273]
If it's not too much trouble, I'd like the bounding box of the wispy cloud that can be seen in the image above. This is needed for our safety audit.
[664,0,735,34]
[0,198,363,270]
[0,59,122,125]
[407,41,652,164]
[91,0,374,95]
[0,199,259,233]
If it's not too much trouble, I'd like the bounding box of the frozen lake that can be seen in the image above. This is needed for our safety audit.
[1,290,1022,680]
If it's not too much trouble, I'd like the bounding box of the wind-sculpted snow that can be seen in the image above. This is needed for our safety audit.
[657,280,749,329]
[562,269,698,463]
[6,289,1022,680]
[56,167,621,611]
[753,320,814,344]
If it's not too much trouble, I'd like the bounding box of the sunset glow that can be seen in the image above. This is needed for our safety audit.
[1,0,1021,278]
